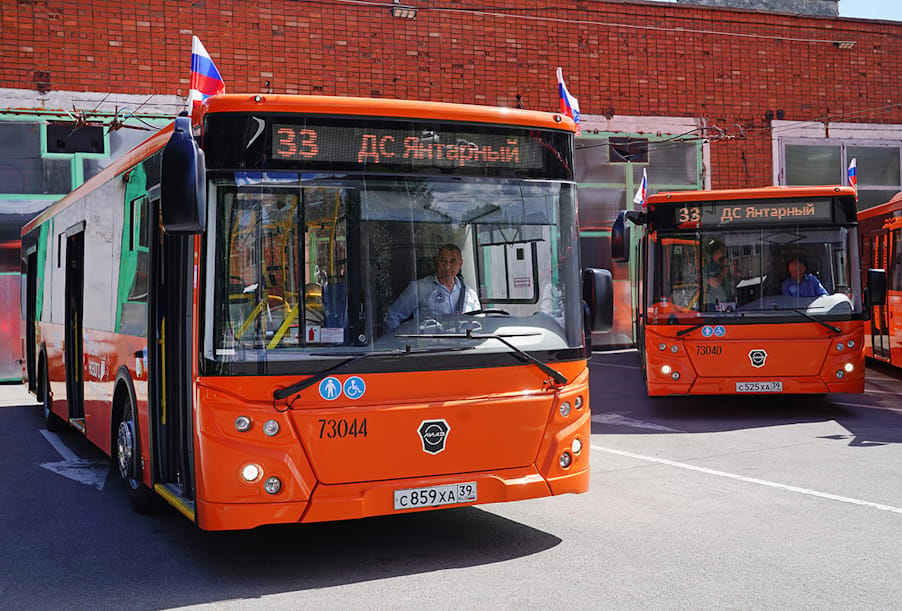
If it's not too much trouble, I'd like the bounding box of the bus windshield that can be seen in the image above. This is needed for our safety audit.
[650,224,862,323]
[203,172,583,371]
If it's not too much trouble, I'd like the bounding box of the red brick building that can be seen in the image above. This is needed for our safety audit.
[2,0,901,354]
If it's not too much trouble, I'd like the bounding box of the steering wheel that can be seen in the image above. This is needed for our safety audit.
[464,308,510,316]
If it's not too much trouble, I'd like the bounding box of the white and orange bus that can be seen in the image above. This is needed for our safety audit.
[612,185,886,396]
[858,192,902,367]
[20,94,612,530]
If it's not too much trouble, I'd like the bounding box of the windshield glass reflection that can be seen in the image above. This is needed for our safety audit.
[649,226,862,324]
[203,173,583,368]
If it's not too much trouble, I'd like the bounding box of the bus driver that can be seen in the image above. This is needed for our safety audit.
[385,244,481,330]
[782,257,828,297]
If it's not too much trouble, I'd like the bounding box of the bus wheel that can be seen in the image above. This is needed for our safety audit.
[41,368,67,432]
[116,397,155,513]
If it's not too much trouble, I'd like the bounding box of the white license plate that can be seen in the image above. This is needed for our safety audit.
[393,482,477,510]
[736,381,783,393]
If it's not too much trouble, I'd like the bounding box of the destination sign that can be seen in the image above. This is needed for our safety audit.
[668,198,835,228]
[271,124,545,171]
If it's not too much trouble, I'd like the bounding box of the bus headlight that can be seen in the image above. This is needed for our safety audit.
[844,363,854,373]
[835,370,845,380]
[659,343,667,351]
[571,437,583,454]
[836,343,844,351]
[847,339,856,348]
[671,371,681,381]
[241,463,262,482]
[661,365,672,375]
[234,416,252,432]
[560,401,572,418]
[574,395,584,410]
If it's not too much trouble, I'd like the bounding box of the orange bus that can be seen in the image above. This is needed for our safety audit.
[20,94,613,530]
[858,192,902,367]
[611,185,886,396]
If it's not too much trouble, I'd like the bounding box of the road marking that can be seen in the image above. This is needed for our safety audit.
[592,444,902,515]
[592,413,684,433]
[831,401,902,414]
[863,388,902,395]
[39,430,109,490]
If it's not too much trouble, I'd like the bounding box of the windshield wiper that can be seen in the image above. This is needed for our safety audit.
[272,347,474,401]
[791,309,841,334]
[396,330,567,385]
[676,318,718,338]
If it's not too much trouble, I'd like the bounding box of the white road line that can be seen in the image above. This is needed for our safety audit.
[40,429,79,462]
[592,413,685,433]
[831,401,902,414]
[592,444,902,515]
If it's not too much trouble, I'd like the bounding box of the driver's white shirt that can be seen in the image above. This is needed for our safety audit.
[385,275,481,330]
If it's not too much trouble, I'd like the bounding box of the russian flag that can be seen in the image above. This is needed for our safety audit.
[556,67,581,136]
[633,168,648,208]
[187,36,225,110]
[848,157,857,192]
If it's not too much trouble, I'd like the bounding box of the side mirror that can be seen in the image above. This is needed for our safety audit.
[867,268,887,307]
[611,211,630,263]
[161,116,206,234]
[583,267,614,333]
[611,209,645,263]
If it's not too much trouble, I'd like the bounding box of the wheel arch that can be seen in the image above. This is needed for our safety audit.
[111,366,142,476]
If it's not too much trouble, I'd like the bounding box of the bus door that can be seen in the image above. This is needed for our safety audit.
[871,232,891,361]
[25,248,37,392]
[63,225,85,425]
[147,195,196,511]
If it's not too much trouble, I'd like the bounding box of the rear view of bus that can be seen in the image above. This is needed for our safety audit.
[22,94,612,530]
[613,186,884,396]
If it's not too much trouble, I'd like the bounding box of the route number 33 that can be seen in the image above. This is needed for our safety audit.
[678,206,701,224]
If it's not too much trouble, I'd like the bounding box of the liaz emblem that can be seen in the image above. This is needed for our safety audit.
[749,349,768,368]
[418,419,450,454]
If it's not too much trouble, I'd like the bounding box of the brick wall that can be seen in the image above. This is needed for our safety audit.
[3,0,902,188]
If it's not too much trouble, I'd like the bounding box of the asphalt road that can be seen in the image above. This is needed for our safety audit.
[2,353,901,610]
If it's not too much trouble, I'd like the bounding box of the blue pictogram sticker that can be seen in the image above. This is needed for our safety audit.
[319,376,342,400]
[714,325,726,337]
[702,326,714,337]
[343,376,366,400]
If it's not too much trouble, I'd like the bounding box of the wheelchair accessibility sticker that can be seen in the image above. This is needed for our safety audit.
[343,376,366,400]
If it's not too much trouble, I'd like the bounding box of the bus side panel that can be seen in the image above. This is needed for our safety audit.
[79,176,127,452]
[39,321,67,414]
[891,288,902,367]
[81,329,147,455]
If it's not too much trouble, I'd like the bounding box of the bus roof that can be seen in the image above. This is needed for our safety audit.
[857,190,902,220]
[22,94,575,237]
[197,94,576,132]
[647,185,857,205]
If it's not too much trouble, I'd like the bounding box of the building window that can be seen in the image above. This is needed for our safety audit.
[0,122,71,194]
[777,122,902,210]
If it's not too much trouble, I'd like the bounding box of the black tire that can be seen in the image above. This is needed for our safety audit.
[41,366,67,432]
[115,395,156,514]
